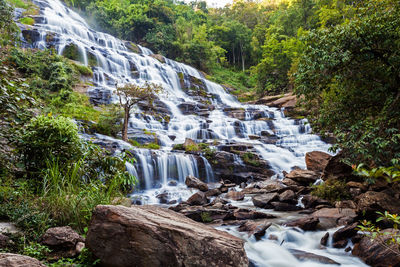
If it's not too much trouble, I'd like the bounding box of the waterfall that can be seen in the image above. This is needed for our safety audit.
[28,0,331,190]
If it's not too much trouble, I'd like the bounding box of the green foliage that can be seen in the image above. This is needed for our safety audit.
[241,152,260,167]
[311,179,350,202]
[359,211,400,256]
[19,17,35,25]
[200,212,213,223]
[23,242,50,260]
[0,0,19,46]
[354,164,400,184]
[294,0,400,166]
[72,62,93,76]
[19,115,84,173]
[95,105,123,137]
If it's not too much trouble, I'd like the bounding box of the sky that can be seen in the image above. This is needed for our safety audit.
[184,0,233,8]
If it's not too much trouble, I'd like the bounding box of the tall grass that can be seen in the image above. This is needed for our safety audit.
[40,158,133,233]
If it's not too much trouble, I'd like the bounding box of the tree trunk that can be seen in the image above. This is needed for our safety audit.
[122,105,130,142]
[240,42,245,72]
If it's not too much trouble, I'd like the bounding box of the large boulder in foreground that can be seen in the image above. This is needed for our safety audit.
[352,229,400,267]
[86,205,248,267]
[285,169,320,185]
[0,253,46,267]
[356,191,400,216]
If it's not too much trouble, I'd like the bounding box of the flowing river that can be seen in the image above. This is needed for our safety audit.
[22,0,367,265]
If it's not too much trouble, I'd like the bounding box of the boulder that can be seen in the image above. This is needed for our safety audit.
[185,175,208,192]
[312,208,357,229]
[285,169,320,185]
[335,200,357,209]
[177,206,232,222]
[40,226,85,259]
[238,221,272,241]
[288,249,339,265]
[333,239,348,248]
[271,202,301,211]
[333,222,358,243]
[252,193,279,208]
[279,190,296,203]
[356,191,400,215]
[150,54,165,63]
[86,205,248,267]
[0,253,46,267]
[205,188,221,197]
[352,229,400,267]
[320,232,329,246]
[286,217,320,231]
[301,195,331,209]
[323,153,353,179]
[225,191,245,201]
[232,209,276,220]
[305,151,332,173]
[186,191,208,206]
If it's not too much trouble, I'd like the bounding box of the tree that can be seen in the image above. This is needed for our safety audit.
[116,82,162,142]
[0,0,19,46]
[293,0,400,166]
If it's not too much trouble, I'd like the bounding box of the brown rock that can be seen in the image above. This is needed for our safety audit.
[335,200,357,209]
[333,239,348,248]
[352,229,400,267]
[289,249,339,265]
[285,169,320,185]
[356,191,400,215]
[320,232,329,246]
[282,178,299,186]
[252,193,279,208]
[305,151,332,173]
[238,221,272,241]
[185,175,208,192]
[225,191,245,201]
[0,253,46,267]
[150,54,165,63]
[286,217,320,231]
[279,190,296,203]
[205,188,221,197]
[186,191,208,206]
[347,181,368,192]
[271,202,301,211]
[301,195,331,209]
[233,209,276,220]
[323,153,353,178]
[332,222,358,243]
[86,205,249,267]
[40,226,84,259]
[312,208,357,229]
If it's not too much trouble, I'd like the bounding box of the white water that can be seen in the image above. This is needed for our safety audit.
[24,1,364,266]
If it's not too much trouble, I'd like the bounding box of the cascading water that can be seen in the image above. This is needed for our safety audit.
[22,1,365,266]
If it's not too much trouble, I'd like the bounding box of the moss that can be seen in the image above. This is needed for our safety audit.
[312,179,351,203]
[129,140,160,150]
[241,152,261,167]
[19,17,35,26]
[87,52,98,67]
[173,144,185,150]
[62,43,83,62]
[72,62,93,76]
[200,212,213,223]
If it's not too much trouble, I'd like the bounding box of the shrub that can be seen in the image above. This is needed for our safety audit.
[95,105,123,137]
[19,115,83,173]
[241,152,261,167]
[312,179,350,202]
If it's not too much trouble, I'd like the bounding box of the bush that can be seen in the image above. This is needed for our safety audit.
[312,179,350,202]
[95,105,123,137]
[19,115,83,173]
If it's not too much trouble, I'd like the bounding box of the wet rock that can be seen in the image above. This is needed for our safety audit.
[87,205,248,267]
[186,192,208,206]
[178,206,232,222]
[0,253,46,267]
[320,232,329,246]
[289,249,340,265]
[225,191,245,201]
[305,151,332,173]
[300,195,331,209]
[40,226,85,259]
[233,209,276,220]
[167,180,178,186]
[271,202,301,211]
[252,193,279,208]
[347,181,368,192]
[282,178,299,186]
[205,188,221,197]
[149,54,165,63]
[356,191,400,215]
[156,193,169,204]
[124,41,140,53]
[238,221,272,241]
[333,239,348,248]
[286,217,320,231]
[285,169,320,185]
[323,153,353,179]
[22,29,41,44]
[223,107,246,120]
[127,129,159,145]
[279,190,296,203]
[185,175,208,192]
[312,208,357,229]
[332,222,358,243]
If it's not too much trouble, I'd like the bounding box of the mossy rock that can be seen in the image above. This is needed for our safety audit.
[62,43,84,62]
[87,52,98,67]
[125,41,140,53]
